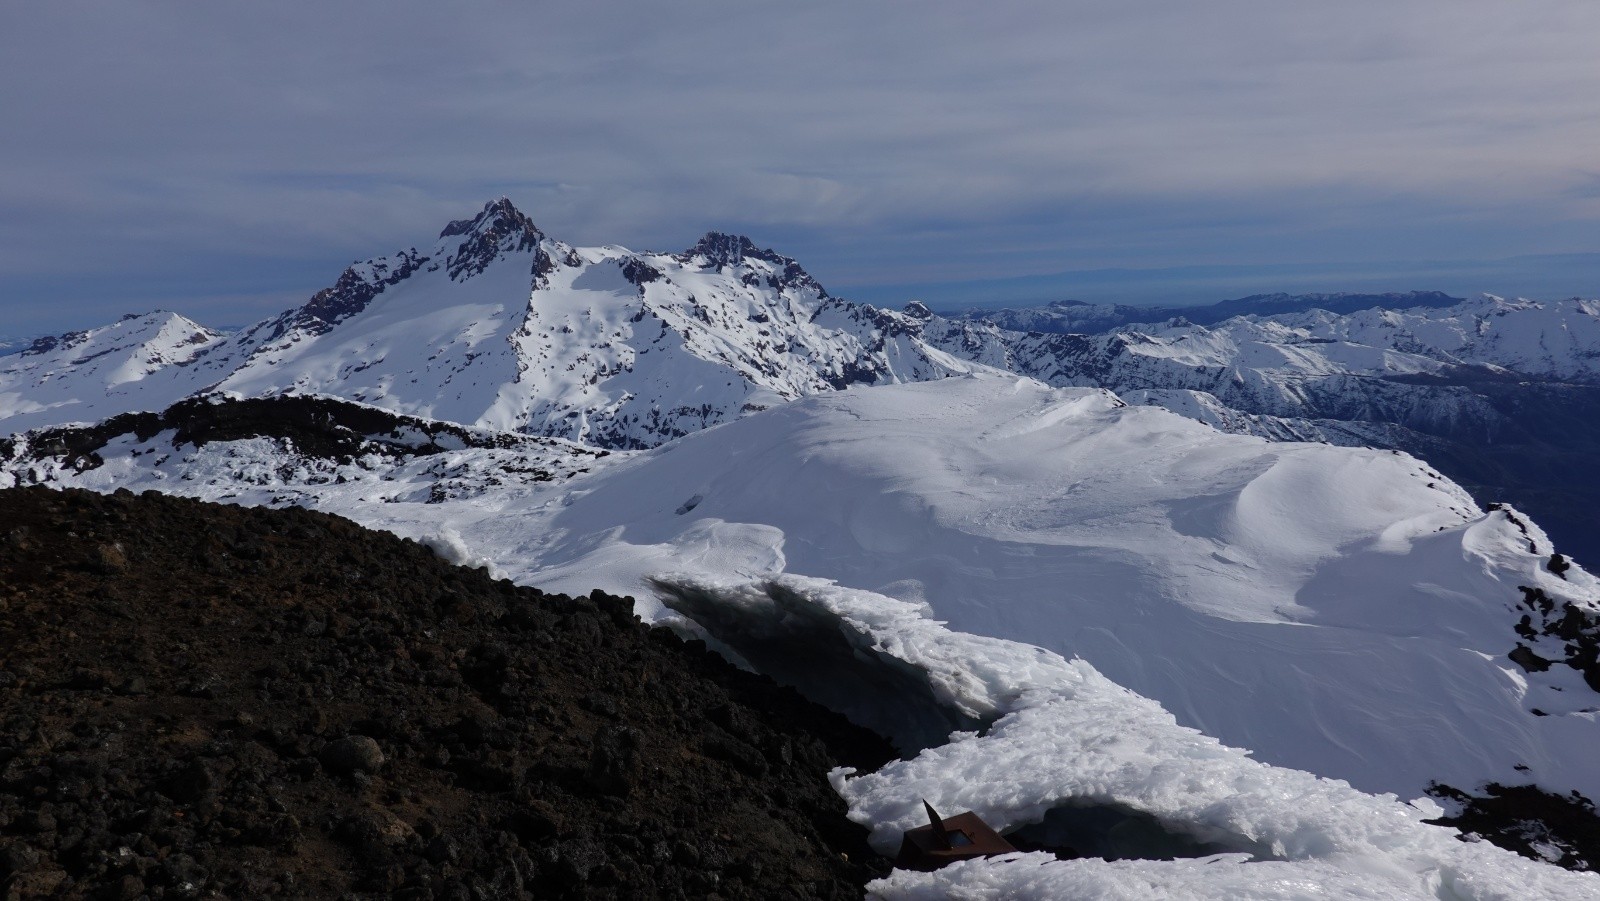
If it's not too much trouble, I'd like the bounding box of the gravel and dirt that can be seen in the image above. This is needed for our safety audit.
[0,486,895,899]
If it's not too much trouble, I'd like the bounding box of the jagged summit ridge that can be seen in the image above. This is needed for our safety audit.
[0,198,986,443]
[438,196,548,281]
[438,196,541,240]
[679,230,829,297]
[255,199,552,344]
[685,231,782,268]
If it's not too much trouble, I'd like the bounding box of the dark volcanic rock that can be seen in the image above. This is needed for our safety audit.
[1429,782,1600,872]
[0,486,894,899]
[320,736,386,776]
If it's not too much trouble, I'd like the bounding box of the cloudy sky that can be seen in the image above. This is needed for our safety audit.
[3,1,1597,334]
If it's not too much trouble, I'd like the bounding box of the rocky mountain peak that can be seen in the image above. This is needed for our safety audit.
[17,311,208,360]
[683,232,828,298]
[21,333,73,357]
[280,250,430,340]
[436,198,544,282]
[438,197,542,243]
[685,232,783,269]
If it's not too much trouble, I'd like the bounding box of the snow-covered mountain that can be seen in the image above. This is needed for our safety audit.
[928,294,1600,460]
[1073,294,1600,386]
[8,196,1600,577]
[923,294,1600,426]
[0,312,226,428]
[0,199,985,445]
[1241,295,1600,383]
[7,377,1600,896]
[7,205,1593,452]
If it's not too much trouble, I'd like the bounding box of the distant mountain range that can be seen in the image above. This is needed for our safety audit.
[931,294,1600,563]
[948,291,1467,332]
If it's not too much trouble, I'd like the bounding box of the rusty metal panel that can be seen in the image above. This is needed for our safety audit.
[894,804,1017,871]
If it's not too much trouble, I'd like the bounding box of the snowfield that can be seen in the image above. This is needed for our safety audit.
[709,575,1595,900]
[508,376,1600,808]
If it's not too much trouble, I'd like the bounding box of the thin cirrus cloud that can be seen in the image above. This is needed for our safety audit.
[1,1,1596,333]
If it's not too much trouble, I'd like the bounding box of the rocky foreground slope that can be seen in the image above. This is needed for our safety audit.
[0,487,894,899]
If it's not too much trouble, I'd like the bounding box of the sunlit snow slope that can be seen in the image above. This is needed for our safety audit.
[498,375,1600,807]
[0,312,224,430]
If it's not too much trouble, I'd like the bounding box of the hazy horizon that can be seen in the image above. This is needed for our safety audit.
[4,237,1596,339]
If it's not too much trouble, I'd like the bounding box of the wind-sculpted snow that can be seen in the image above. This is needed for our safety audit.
[652,575,1600,899]
[10,203,1600,576]
[489,376,1600,812]
[908,295,1600,563]
[871,854,1434,900]
[646,573,1079,754]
